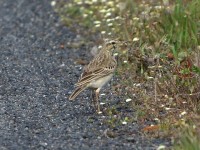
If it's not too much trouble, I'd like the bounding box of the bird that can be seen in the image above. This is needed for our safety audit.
[69,39,124,113]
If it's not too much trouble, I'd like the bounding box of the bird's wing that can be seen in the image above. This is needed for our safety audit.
[75,65,115,87]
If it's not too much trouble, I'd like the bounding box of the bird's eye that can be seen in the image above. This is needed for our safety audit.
[111,41,116,45]
[105,40,118,47]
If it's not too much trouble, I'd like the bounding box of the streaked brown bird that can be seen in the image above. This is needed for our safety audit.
[69,39,124,113]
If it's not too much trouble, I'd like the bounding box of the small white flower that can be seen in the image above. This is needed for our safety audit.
[83,14,88,18]
[122,121,127,125]
[165,107,171,110]
[117,2,126,11]
[77,1,83,5]
[94,21,101,24]
[100,9,106,13]
[89,11,93,15]
[126,98,132,102]
[98,45,102,49]
[105,12,112,17]
[132,37,139,42]
[51,1,56,6]
[95,24,100,27]
[155,5,163,10]
[133,17,139,21]
[106,19,112,22]
[157,145,166,150]
[115,16,121,20]
[107,1,114,6]
[97,111,102,114]
[147,76,154,79]
[113,53,118,56]
[100,102,105,105]
[135,84,141,87]
[179,111,187,117]
[101,31,106,34]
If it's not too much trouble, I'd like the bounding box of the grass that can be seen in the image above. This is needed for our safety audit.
[53,0,200,148]
[172,121,200,150]
[161,0,199,49]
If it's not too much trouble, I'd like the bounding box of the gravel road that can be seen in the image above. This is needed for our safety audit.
[0,0,170,149]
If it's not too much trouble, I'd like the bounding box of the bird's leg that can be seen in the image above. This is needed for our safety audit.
[91,89,96,110]
[95,88,101,113]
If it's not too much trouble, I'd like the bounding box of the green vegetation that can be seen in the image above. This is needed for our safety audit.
[54,0,200,148]
[162,0,199,49]
[173,123,200,150]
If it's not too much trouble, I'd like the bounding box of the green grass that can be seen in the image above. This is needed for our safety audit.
[173,124,200,150]
[160,0,200,60]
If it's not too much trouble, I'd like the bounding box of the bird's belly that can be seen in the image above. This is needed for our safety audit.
[88,74,113,89]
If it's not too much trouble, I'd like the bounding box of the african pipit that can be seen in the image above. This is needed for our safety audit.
[69,39,123,113]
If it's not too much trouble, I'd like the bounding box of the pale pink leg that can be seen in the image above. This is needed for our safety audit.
[95,88,101,113]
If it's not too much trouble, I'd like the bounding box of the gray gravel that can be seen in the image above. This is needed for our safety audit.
[0,0,170,149]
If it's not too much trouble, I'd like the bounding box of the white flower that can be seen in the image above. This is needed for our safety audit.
[95,24,100,27]
[132,37,139,42]
[83,14,88,18]
[108,23,113,26]
[179,111,187,117]
[101,31,106,34]
[147,76,154,79]
[100,9,106,13]
[133,17,139,21]
[94,21,101,24]
[155,6,163,10]
[122,121,127,125]
[165,107,171,110]
[157,145,166,150]
[126,98,132,102]
[100,102,105,105]
[51,1,56,6]
[98,45,102,49]
[105,12,112,17]
[113,53,118,56]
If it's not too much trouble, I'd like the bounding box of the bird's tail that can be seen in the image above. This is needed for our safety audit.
[69,86,87,100]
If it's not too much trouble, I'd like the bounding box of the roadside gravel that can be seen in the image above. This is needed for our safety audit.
[0,0,170,149]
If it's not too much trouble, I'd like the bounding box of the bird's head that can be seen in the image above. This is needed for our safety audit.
[103,39,127,55]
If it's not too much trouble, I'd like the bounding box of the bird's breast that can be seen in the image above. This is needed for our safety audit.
[87,74,113,89]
